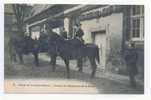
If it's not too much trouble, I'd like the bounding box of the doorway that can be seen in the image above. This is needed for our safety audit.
[92,30,106,70]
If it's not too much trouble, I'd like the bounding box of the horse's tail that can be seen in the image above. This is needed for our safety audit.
[95,47,100,64]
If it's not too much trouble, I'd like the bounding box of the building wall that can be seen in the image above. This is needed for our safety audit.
[79,6,144,78]
[80,13,123,70]
[81,13,123,45]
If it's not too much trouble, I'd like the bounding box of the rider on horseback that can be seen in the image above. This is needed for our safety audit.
[74,23,85,44]
[61,27,68,39]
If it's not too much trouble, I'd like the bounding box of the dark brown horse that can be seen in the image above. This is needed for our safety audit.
[9,34,40,66]
[48,31,100,78]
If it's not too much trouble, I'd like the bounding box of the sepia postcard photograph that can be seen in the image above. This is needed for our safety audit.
[4,4,145,94]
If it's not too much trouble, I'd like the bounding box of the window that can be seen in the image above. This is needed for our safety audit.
[131,5,144,41]
[132,18,140,38]
[132,6,141,15]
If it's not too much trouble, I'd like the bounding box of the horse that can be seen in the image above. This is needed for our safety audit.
[48,31,100,78]
[9,34,40,66]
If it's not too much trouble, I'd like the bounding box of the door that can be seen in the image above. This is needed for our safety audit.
[93,30,106,70]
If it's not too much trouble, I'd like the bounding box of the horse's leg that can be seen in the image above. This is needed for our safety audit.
[77,58,83,72]
[18,53,24,64]
[50,55,56,65]
[89,57,97,78]
[49,55,53,64]
[51,55,56,72]
[33,52,39,66]
[13,53,17,62]
[64,59,70,79]
[10,52,17,62]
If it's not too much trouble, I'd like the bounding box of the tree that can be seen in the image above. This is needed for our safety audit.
[12,4,33,37]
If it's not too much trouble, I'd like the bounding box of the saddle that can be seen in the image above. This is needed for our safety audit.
[66,38,84,48]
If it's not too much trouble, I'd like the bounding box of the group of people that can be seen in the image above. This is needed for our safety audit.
[31,23,139,88]
[39,23,84,40]
[60,23,85,44]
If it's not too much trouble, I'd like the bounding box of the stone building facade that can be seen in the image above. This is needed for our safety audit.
[25,5,144,78]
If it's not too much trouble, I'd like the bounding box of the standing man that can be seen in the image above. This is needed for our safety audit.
[124,41,138,88]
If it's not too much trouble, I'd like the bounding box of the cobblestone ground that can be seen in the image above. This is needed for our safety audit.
[5,54,144,94]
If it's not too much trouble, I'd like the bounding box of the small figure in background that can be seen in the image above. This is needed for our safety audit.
[124,41,138,88]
